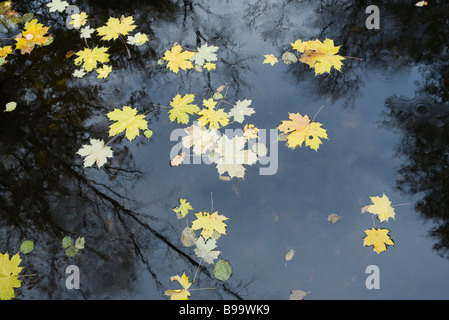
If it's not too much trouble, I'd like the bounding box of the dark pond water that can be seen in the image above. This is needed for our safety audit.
[1,0,449,300]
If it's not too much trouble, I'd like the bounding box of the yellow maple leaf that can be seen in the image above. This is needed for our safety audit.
[96,64,112,79]
[97,15,137,41]
[0,46,12,58]
[197,98,230,130]
[74,46,110,72]
[366,193,396,223]
[15,19,50,55]
[164,272,192,300]
[278,112,328,151]
[291,38,345,75]
[363,228,395,254]
[163,44,195,74]
[191,211,228,240]
[168,93,200,124]
[106,106,148,141]
[0,252,24,300]
[263,54,278,66]
[70,12,88,29]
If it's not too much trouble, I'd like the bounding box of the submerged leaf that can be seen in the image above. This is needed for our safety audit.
[327,213,340,224]
[19,240,34,254]
[213,259,232,281]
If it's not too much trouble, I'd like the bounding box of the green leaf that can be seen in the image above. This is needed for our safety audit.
[74,236,85,249]
[20,240,34,254]
[62,236,73,249]
[143,129,153,139]
[213,259,232,281]
[65,247,78,257]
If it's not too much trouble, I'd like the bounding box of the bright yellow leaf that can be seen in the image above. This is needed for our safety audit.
[291,38,345,75]
[278,112,328,151]
[0,46,12,58]
[74,46,110,72]
[162,44,195,74]
[0,252,24,300]
[96,64,112,79]
[197,99,230,130]
[97,15,137,41]
[168,93,200,124]
[366,193,396,223]
[363,228,394,254]
[164,272,192,300]
[191,211,228,240]
[263,54,278,66]
[15,19,50,54]
[106,106,148,141]
[203,62,216,71]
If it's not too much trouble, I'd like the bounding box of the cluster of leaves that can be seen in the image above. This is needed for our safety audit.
[0,2,52,67]
[161,42,219,74]
[168,88,265,179]
[45,0,148,79]
[61,236,85,257]
[263,38,346,76]
[361,193,397,254]
[165,198,232,300]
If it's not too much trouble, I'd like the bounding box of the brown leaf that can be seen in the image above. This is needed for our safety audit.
[170,152,186,167]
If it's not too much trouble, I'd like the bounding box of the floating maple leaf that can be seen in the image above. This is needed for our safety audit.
[194,236,221,264]
[96,64,112,79]
[163,44,195,74]
[97,15,137,41]
[291,38,345,75]
[214,135,258,179]
[173,198,193,219]
[363,227,394,254]
[0,252,24,300]
[74,46,110,72]
[47,0,69,12]
[106,106,148,141]
[366,193,396,223]
[191,211,228,240]
[70,12,88,29]
[191,43,219,66]
[263,54,278,66]
[15,19,51,54]
[228,99,255,123]
[197,98,230,130]
[278,112,328,151]
[76,138,113,168]
[164,272,192,300]
[168,93,200,124]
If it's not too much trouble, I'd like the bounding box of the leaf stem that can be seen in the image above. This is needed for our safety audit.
[342,56,363,61]
[189,287,216,291]
[311,105,324,122]
[119,34,131,58]
[192,257,203,284]
[392,202,410,207]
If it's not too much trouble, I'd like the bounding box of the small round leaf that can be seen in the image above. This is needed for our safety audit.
[20,240,34,254]
[213,259,232,281]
